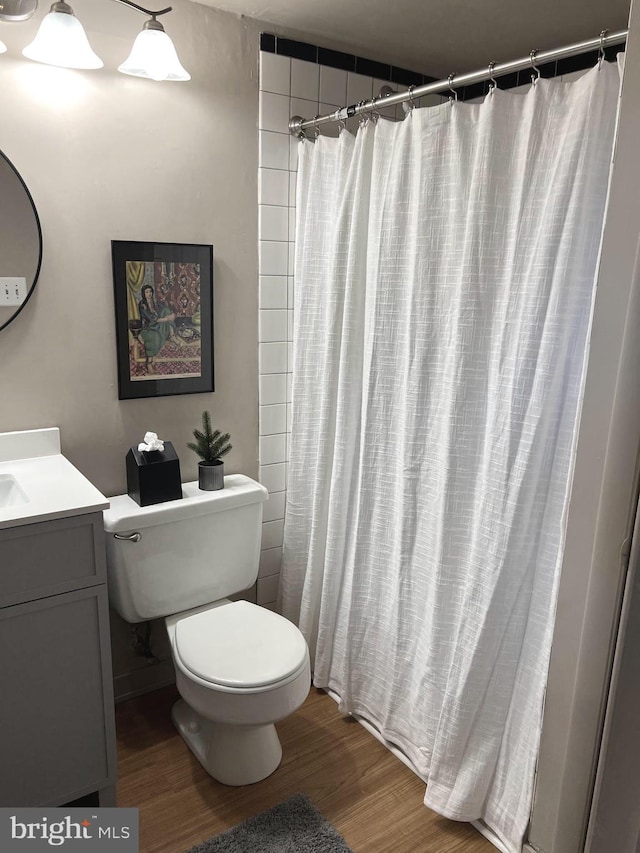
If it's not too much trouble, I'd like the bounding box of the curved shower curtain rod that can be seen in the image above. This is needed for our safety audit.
[289,28,628,136]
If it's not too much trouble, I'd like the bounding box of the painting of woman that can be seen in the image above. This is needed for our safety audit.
[138,284,176,371]
[114,242,213,398]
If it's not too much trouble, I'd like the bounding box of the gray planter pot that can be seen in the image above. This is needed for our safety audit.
[198,460,224,491]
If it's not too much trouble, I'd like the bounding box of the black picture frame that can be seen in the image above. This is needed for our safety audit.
[111,240,214,400]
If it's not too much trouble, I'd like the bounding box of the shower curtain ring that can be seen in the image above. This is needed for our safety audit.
[357,101,369,127]
[529,49,541,84]
[407,85,416,110]
[313,116,321,138]
[598,30,608,66]
[370,95,381,122]
[447,73,458,102]
[488,61,497,93]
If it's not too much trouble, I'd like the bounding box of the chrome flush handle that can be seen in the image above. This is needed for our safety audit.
[114,531,141,543]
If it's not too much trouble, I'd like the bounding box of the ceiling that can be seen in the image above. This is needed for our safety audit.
[199,0,630,77]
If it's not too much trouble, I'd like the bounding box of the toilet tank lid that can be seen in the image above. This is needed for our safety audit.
[103,474,268,533]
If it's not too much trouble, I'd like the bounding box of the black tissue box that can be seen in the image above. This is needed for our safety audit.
[126,441,182,507]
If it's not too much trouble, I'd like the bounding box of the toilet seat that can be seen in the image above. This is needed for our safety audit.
[173,600,308,690]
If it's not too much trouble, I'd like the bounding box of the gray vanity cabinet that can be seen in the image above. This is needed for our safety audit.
[0,513,117,807]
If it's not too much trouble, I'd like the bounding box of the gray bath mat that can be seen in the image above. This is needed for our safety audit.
[185,793,354,853]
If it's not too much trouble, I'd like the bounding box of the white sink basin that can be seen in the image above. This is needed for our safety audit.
[0,474,29,507]
[0,428,108,530]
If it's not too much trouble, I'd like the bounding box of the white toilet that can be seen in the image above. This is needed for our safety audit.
[103,475,310,786]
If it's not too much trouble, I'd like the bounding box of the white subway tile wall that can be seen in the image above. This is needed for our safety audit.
[259,545,283,576]
[291,59,319,101]
[259,309,288,342]
[288,172,297,206]
[320,65,347,106]
[289,97,318,125]
[257,573,280,605]
[259,342,287,374]
[260,403,287,435]
[259,462,286,494]
[259,92,291,133]
[258,45,416,611]
[263,491,286,522]
[259,241,288,276]
[259,372,287,404]
[260,131,290,170]
[258,49,292,612]
[260,433,287,465]
[259,169,289,206]
[259,205,288,242]
[260,51,291,95]
[261,519,285,551]
[259,276,287,309]
[347,71,373,105]
[318,103,341,137]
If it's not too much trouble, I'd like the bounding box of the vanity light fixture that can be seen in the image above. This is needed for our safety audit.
[4,0,190,80]
[22,1,103,69]
[117,1,189,81]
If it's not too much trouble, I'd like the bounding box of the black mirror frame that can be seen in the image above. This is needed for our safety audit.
[0,150,43,333]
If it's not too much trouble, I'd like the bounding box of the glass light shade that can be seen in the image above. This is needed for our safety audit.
[0,40,7,54]
[118,26,190,82]
[22,8,103,69]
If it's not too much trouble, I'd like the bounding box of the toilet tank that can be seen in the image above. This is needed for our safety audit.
[103,475,269,623]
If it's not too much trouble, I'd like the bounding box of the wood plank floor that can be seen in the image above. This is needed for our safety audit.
[116,686,495,853]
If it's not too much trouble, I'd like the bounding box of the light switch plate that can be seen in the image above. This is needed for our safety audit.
[0,277,27,306]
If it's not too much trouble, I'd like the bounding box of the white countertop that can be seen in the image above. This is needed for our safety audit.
[0,428,109,530]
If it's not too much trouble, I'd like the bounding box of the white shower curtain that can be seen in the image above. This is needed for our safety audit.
[281,63,619,853]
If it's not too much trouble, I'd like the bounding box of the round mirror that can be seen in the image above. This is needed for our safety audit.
[0,151,42,332]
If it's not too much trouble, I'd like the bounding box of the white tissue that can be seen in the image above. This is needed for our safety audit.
[138,431,165,453]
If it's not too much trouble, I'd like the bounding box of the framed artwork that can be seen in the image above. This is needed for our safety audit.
[112,241,213,400]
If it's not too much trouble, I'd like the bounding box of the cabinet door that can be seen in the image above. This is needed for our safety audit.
[0,514,106,609]
[0,586,114,806]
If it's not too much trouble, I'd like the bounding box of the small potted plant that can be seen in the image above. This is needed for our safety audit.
[188,411,232,491]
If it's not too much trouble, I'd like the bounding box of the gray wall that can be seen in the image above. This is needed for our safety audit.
[0,0,263,697]
[0,0,261,498]
[0,2,382,700]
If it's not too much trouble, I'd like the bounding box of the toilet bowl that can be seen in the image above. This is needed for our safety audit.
[166,599,310,784]
[103,475,310,785]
